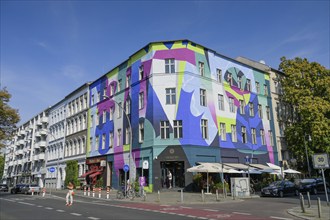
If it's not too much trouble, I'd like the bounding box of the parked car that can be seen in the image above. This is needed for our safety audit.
[0,184,9,192]
[10,184,27,194]
[297,178,330,195]
[21,184,41,195]
[261,180,299,197]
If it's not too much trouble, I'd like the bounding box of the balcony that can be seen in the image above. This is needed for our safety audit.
[41,116,48,124]
[17,159,23,165]
[38,153,45,160]
[18,140,25,145]
[35,131,41,137]
[34,142,40,149]
[38,141,46,148]
[33,155,39,161]
[9,161,13,166]
[40,129,48,135]
[17,149,23,155]
[19,130,26,136]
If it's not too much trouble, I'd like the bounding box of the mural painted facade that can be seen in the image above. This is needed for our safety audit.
[87,40,278,191]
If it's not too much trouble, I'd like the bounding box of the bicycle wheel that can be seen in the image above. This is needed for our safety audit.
[116,191,124,199]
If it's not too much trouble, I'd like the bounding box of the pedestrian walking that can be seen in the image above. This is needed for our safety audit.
[66,181,74,206]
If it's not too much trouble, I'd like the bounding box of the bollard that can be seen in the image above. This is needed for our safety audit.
[307,191,311,208]
[180,189,184,203]
[299,193,305,213]
[106,187,110,199]
[317,197,322,218]
[201,189,205,202]
[92,187,95,197]
[98,187,101,198]
[143,191,146,201]
[32,188,34,196]
[83,186,86,196]
[87,187,90,197]
[216,189,219,201]
[157,190,160,203]
[42,188,46,197]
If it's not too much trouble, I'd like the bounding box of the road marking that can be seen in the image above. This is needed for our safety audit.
[203,209,218,212]
[18,202,35,206]
[88,217,100,220]
[270,216,293,220]
[0,198,16,202]
[71,213,82,216]
[56,209,65,212]
[37,205,43,208]
[232,211,251,215]
[180,206,192,209]
[45,207,53,210]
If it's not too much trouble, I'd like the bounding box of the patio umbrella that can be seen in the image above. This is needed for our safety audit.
[283,169,301,174]
[187,163,222,193]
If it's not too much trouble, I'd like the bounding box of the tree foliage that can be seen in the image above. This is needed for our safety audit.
[0,88,20,148]
[279,57,330,170]
[64,160,79,188]
[0,155,4,179]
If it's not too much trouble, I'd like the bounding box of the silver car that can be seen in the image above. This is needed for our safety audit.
[22,184,41,195]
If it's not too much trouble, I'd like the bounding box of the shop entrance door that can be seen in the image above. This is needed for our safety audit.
[160,161,185,189]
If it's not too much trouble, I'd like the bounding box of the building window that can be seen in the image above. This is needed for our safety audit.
[258,104,263,118]
[91,94,95,105]
[268,130,274,146]
[118,102,122,118]
[96,136,99,149]
[218,94,225,111]
[160,121,170,139]
[238,76,242,89]
[117,129,121,146]
[256,81,260,94]
[242,126,247,143]
[200,89,207,106]
[216,68,222,83]
[139,65,144,80]
[260,129,265,145]
[97,91,101,103]
[125,99,131,115]
[199,62,205,76]
[103,110,106,123]
[165,58,175,73]
[227,73,233,86]
[246,79,251,91]
[118,79,122,92]
[90,115,93,128]
[166,88,176,105]
[139,122,144,143]
[264,84,268,96]
[239,100,245,114]
[266,106,270,120]
[102,134,106,149]
[220,122,226,141]
[249,102,254,116]
[110,84,114,96]
[103,87,107,99]
[229,97,235,113]
[110,107,114,120]
[109,132,114,148]
[201,119,208,139]
[173,120,183,139]
[125,127,131,145]
[231,124,237,142]
[139,92,144,109]
[126,75,131,88]
[251,128,257,144]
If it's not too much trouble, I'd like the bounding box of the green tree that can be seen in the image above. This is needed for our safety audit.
[279,57,330,173]
[0,88,20,148]
[64,160,79,188]
[0,155,4,179]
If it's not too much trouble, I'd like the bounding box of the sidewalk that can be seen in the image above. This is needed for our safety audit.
[45,189,329,219]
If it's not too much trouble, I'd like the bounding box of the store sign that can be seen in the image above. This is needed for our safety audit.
[100,160,106,167]
[312,153,329,169]
[142,160,149,169]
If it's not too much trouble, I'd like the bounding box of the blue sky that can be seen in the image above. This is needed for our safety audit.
[1,0,329,125]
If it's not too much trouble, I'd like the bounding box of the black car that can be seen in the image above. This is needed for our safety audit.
[10,184,27,194]
[298,178,330,195]
[0,184,9,192]
[261,180,299,197]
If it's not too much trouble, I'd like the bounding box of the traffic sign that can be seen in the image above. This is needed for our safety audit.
[312,153,329,169]
[123,164,129,172]
[49,167,55,173]
[142,160,149,169]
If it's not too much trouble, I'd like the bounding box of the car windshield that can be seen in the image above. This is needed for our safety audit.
[269,181,282,186]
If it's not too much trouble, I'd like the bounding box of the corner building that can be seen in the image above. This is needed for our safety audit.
[87,40,278,192]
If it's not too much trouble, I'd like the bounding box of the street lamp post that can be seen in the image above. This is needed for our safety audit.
[103,95,134,183]
[304,134,312,177]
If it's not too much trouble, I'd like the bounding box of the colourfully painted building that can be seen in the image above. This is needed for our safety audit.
[86,39,278,192]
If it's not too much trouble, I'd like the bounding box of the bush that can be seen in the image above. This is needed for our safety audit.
[213,182,229,193]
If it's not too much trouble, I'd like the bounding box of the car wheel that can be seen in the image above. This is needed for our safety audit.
[312,188,317,195]
[279,191,284,198]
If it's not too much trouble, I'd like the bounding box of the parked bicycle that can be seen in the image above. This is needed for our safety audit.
[116,184,135,199]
